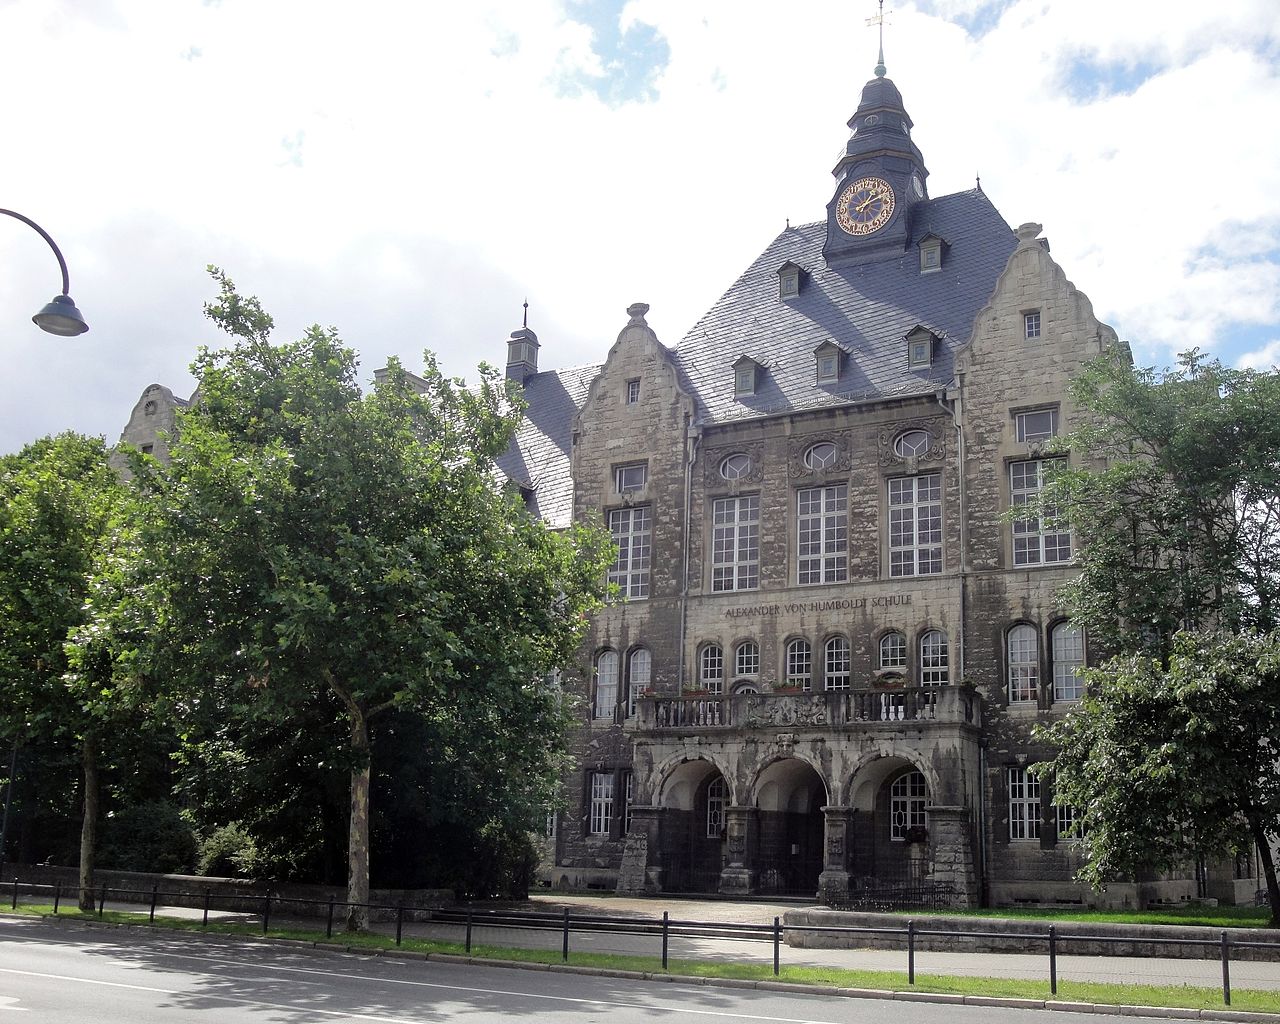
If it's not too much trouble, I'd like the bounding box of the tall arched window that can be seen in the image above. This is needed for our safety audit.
[707,777,728,838]
[735,640,760,678]
[919,630,948,686]
[594,650,619,720]
[1008,624,1039,704]
[1052,622,1085,701]
[824,636,850,690]
[700,644,724,694]
[786,638,812,691]
[890,770,928,840]
[627,647,651,717]
[879,631,906,671]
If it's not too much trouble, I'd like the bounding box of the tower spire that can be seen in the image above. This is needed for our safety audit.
[868,0,887,78]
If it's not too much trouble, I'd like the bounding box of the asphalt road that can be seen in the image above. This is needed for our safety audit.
[0,916,1202,1023]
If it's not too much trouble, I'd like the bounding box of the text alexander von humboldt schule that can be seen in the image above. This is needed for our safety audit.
[725,594,912,618]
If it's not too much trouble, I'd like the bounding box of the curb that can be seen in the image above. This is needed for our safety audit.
[4,912,1279,1021]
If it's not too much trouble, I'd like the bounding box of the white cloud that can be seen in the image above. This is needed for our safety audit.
[1238,338,1280,371]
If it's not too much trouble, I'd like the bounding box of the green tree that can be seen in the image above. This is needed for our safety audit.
[1035,350,1280,921]
[138,269,610,929]
[0,433,145,908]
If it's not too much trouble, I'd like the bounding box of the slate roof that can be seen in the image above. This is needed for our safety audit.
[671,188,1016,424]
[495,362,599,529]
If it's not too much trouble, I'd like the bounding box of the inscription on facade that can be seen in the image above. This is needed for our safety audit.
[725,595,913,618]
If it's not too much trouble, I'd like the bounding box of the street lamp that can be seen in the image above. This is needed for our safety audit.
[0,208,89,336]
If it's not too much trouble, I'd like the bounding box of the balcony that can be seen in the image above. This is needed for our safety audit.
[635,685,980,733]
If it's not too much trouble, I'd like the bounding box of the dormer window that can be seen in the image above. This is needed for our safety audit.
[776,260,803,301]
[733,356,761,397]
[905,326,937,369]
[918,233,946,274]
[813,341,842,384]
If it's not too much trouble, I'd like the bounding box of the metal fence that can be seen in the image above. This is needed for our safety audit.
[5,877,1277,1006]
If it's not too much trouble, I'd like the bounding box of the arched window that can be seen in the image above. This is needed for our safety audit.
[627,648,651,717]
[804,441,837,470]
[1052,622,1085,701]
[706,777,728,838]
[919,630,948,686]
[700,644,724,695]
[735,640,759,678]
[594,650,618,721]
[719,453,753,480]
[824,636,850,690]
[732,682,759,695]
[894,429,931,457]
[786,638,812,691]
[1008,624,1039,704]
[890,771,928,840]
[879,631,906,671]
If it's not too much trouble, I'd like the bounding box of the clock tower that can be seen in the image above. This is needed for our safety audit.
[823,52,930,266]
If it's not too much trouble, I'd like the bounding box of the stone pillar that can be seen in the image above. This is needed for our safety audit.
[927,804,977,907]
[818,805,852,904]
[719,805,758,896]
[616,805,663,895]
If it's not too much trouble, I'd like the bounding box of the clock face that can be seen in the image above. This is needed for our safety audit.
[835,177,896,236]
[911,174,924,199]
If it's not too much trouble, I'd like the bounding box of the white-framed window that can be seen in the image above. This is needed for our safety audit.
[1015,408,1058,444]
[798,485,848,584]
[919,630,949,686]
[786,638,812,691]
[589,772,615,835]
[908,338,932,368]
[889,473,942,576]
[712,495,760,592]
[890,771,928,840]
[879,631,906,670]
[1052,622,1085,701]
[817,353,839,382]
[1056,802,1079,841]
[719,453,753,480]
[623,771,634,834]
[594,650,619,721]
[894,429,931,457]
[1011,459,1071,565]
[1008,624,1039,704]
[608,505,652,599]
[707,777,727,838]
[735,640,759,678]
[626,378,640,404]
[735,364,756,396]
[614,462,648,493]
[803,441,838,470]
[1024,311,1042,339]
[733,682,758,695]
[1008,767,1041,841]
[920,241,941,273]
[824,636,850,690]
[627,647,651,718]
[700,644,724,695]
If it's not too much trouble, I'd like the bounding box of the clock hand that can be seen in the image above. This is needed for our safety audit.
[855,188,889,213]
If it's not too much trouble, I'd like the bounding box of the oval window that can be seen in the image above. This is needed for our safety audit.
[720,453,752,480]
[804,442,837,470]
[894,430,930,457]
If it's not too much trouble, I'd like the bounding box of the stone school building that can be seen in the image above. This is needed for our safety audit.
[115,60,1255,910]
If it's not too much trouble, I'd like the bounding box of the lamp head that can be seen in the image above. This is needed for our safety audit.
[33,294,88,337]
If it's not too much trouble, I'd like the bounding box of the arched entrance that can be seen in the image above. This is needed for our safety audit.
[753,759,826,897]
[846,756,930,887]
[656,759,727,894]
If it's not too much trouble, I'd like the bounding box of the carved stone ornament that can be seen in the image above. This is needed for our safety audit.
[703,441,766,486]
[827,834,844,858]
[877,417,947,467]
[788,434,852,479]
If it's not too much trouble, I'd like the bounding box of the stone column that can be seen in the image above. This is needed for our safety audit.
[926,804,977,907]
[818,805,852,904]
[719,805,758,896]
[616,805,663,895]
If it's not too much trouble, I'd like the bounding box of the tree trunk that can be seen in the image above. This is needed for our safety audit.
[78,738,98,913]
[1247,813,1280,928]
[345,708,371,931]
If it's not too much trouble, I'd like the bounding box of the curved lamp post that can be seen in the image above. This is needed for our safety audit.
[0,208,89,336]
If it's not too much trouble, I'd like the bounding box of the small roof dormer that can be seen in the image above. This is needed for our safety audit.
[506,326,540,385]
[776,260,804,301]
[733,354,763,398]
[905,325,939,370]
[813,340,842,384]
[918,232,947,274]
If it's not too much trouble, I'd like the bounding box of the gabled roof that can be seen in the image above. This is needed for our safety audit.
[672,188,1016,424]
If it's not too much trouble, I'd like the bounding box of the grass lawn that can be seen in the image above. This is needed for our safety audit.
[5,902,1277,1014]
[904,904,1274,929]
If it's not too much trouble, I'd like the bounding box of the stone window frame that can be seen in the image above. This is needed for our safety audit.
[797,483,849,585]
[1007,623,1040,705]
[890,770,928,840]
[823,634,851,691]
[785,637,812,691]
[711,493,760,592]
[888,472,943,577]
[588,771,615,836]
[803,441,839,470]
[719,452,753,480]
[593,649,619,721]
[893,429,931,457]
[1051,620,1086,702]
[919,629,949,686]
[626,646,651,718]
[1010,458,1072,566]
[607,505,652,600]
[699,643,725,694]
[706,776,728,838]
[1007,765,1041,841]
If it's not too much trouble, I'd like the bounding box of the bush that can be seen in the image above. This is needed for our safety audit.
[197,823,260,878]
[97,801,199,874]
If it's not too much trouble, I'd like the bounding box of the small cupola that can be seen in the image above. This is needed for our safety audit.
[776,260,804,301]
[733,355,763,397]
[905,325,939,369]
[505,326,540,384]
[917,232,947,274]
[813,340,842,384]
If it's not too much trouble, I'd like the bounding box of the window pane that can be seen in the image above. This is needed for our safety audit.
[1008,767,1041,840]
[920,630,948,686]
[627,648,651,717]
[594,651,618,720]
[608,506,652,599]
[786,639,812,691]
[1008,625,1039,703]
[1052,623,1085,701]
[890,771,928,840]
[712,495,759,592]
[589,772,614,835]
[825,636,850,690]
[798,485,848,584]
[889,473,942,577]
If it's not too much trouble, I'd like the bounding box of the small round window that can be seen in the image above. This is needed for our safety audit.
[894,430,930,457]
[804,442,837,470]
[720,453,752,480]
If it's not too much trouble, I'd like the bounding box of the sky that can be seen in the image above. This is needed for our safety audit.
[1,0,1278,454]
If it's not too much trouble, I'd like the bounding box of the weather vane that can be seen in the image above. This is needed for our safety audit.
[867,0,890,78]
[522,298,529,329]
